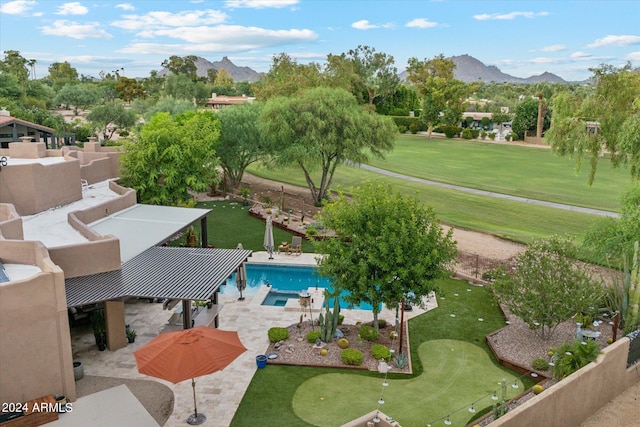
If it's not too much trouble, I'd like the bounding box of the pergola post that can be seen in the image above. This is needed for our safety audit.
[200,217,208,247]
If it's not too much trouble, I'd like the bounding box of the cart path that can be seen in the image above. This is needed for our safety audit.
[356,163,619,218]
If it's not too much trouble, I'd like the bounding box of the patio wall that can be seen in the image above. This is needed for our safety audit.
[0,156,82,216]
[488,338,639,427]
[0,204,23,240]
[0,240,76,404]
[48,181,135,278]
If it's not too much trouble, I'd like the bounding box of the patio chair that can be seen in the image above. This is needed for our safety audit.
[288,236,302,256]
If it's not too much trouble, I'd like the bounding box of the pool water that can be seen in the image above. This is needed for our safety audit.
[222,264,374,310]
[261,290,302,307]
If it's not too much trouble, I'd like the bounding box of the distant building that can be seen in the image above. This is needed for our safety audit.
[206,93,255,110]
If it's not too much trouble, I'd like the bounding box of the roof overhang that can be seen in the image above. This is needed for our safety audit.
[65,247,252,307]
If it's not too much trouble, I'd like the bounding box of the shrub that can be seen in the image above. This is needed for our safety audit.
[320,348,328,356]
[378,319,387,328]
[471,129,480,139]
[371,344,392,361]
[532,358,550,371]
[338,338,349,349]
[488,132,496,141]
[409,122,421,134]
[395,352,409,369]
[359,325,378,341]
[306,330,321,343]
[551,339,602,380]
[268,327,289,343]
[341,349,363,366]
[305,226,317,236]
[480,130,488,139]
[532,384,545,395]
[397,125,408,134]
[461,128,473,139]
[442,125,462,138]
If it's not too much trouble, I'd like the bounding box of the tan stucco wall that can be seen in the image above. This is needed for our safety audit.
[0,241,75,404]
[105,299,127,351]
[47,238,121,278]
[0,160,82,216]
[490,338,638,427]
[0,204,23,240]
[7,140,46,158]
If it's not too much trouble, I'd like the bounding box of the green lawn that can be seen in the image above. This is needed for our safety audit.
[246,162,602,245]
[369,134,630,212]
[172,200,317,253]
[231,278,536,427]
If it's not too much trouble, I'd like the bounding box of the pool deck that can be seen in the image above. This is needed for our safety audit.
[67,252,437,427]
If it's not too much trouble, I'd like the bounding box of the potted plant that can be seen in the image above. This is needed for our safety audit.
[185,226,198,247]
[239,187,252,207]
[127,329,137,343]
[91,309,107,351]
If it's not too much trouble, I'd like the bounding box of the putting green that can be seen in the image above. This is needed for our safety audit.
[292,339,523,426]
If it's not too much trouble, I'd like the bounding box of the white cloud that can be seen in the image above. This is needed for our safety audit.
[540,44,565,52]
[112,9,228,31]
[225,0,298,8]
[587,35,640,48]
[473,11,548,21]
[352,20,377,30]
[56,2,89,15]
[406,18,438,28]
[0,0,36,14]
[115,3,135,11]
[626,52,640,61]
[118,25,317,54]
[351,20,393,30]
[570,51,592,60]
[40,20,113,39]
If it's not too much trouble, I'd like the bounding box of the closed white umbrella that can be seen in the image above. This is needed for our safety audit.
[263,215,275,260]
[236,263,247,301]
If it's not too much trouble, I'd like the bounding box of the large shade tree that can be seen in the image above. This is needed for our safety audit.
[120,110,220,205]
[252,53,324,100]
[315,181,457,328]
[217,102,265,189]
[260,87,397,205]
[546,63,640,184]
[492,235,603,340]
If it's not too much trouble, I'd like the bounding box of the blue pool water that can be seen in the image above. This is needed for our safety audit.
[222,264,374,310]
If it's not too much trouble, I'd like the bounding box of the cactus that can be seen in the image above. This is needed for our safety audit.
[394,352,408,369]
[319,292,341,342]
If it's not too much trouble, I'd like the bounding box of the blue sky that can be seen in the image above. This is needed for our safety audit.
[1,0,639,82]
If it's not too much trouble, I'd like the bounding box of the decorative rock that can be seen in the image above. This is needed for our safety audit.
[334,329,344,339]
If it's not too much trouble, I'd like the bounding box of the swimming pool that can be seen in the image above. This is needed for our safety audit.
[222,264,374,310]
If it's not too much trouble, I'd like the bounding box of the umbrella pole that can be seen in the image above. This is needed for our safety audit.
[187,378,206,425]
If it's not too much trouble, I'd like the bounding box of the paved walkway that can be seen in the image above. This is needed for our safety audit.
[70,252,435,427]
[356,164,619,218]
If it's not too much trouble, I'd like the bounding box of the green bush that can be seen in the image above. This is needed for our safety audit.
[359,325,378,341]
[267,327,289,343]
[306,330,321,343]
[391,116,422,132]
[462,128,473,139]
[371,344,392,361]
[397,125,407,134]
[532,358,550,371]
[305,226,317,236]
[471,129,480,139]
[551,339,602,380]
[341,349,363,366]
[442,125,462,138]
[409,122,421,134]
[480,130,488,139]
[488,132,496,140]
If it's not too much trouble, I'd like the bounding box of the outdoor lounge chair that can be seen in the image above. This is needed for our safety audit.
[288,236,302,255]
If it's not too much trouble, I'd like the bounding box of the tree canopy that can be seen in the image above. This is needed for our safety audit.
[492,235,603,340]
[86,100,137,141]
[259,87,397,204]
[217,102,265,189]
[315,181,457,328]
[511,96,550,140]
[119,110,220,205]
[546,63,640,184]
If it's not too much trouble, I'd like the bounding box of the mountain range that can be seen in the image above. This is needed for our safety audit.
[161,54,566,84]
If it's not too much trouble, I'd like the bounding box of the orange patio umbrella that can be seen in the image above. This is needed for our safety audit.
[133,325,247,425]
